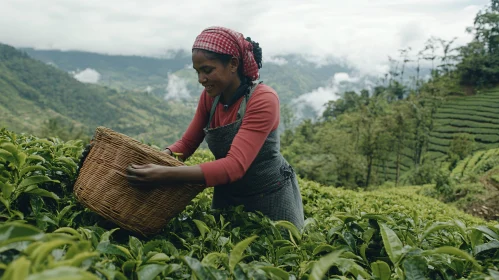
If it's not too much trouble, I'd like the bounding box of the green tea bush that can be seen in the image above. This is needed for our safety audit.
[0,128,498,279]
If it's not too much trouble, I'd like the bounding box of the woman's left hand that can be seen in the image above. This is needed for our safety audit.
[126,164,170,187]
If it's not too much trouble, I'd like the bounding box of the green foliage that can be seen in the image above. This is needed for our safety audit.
[0,128,498,279]
[457,0,499,88]
[322,90,370,120]
[279,1,499,189]
[402,157,440,186]
[22,47,191,97]
[448,133,476,163]
[418,148,499,222]
[473,152,499,175]
[282,91,432,188]
[0,43,194,149]
[39,118,91,143]
[24,49,349,109]
[0,128,83,223]
[492,174,499,184]
[434,169,454,197]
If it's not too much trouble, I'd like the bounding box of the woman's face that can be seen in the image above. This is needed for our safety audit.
[192,50,239,98]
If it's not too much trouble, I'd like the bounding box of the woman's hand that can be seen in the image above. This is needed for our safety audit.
[126,164,206,188]
[126,164,171,187]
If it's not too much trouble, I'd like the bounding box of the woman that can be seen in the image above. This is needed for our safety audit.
[127,26,304,229]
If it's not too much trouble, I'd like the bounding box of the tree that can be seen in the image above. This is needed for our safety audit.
[385,102,416,186]
[449,133,476,161]
[322,90,369,120]
[457,0,499,87]
[356,95,390,187]
[280,104,296,131]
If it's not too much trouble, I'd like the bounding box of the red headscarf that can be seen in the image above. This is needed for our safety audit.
[192,26,259,81]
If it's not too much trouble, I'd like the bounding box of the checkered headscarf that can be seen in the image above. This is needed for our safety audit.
[192,26,259,81]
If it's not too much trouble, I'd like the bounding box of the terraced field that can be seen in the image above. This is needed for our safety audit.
[428,88,499,160]
[372,88,499,183]
[451,148,499,179]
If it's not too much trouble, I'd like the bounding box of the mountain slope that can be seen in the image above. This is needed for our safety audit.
[0,43,194,147]
[22,48,191,94]
[22,48,352,105]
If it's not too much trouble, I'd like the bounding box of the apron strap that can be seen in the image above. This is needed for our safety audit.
[205,82,261,130]
[206,94,221,130]
[237,82,260,120]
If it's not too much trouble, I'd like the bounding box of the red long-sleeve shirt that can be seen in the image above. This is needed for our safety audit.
[168,84,280,187]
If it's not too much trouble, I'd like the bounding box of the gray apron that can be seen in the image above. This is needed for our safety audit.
[203,83,305,229]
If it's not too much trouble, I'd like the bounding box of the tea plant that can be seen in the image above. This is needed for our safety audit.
[0,128,498,279]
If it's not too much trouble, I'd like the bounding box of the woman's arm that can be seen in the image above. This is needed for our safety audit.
[199,87,280,186]
[167,92,209,161]
[127,92,210,187]
[127,86,279,188]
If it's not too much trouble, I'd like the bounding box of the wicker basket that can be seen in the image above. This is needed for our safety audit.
[74,126,204,236]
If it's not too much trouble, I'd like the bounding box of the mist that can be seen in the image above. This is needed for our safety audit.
[292,72,376,119]
[164,73,191,101]
[72,68,101,84]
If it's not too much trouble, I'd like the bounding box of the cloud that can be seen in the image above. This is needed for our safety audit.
[292,72,376,119]
[164,73,191,101]
[0,0,489,73]
[73,68,101,83]
[398,21,426,47]
[264,56,288,66]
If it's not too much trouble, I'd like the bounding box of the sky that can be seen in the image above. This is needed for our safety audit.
[0,0,489,74]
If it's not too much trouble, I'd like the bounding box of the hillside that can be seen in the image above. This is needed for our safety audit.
[22,48,352,106]
[21,48,191,96]
[415,147,499,221]
[372,88,499,183]
[428,88,499,159]
[0,43,194,147]
[281,84,499,193]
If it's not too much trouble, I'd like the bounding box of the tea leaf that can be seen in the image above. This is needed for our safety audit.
[18,175,59,189]
[423,246,481,269]
[193,219,210,239]
[274,220,301,241]
[473,240,499,256]
[20,166,47,178]
[379,223,404,265]
[371,261,391,280]
[309,250,343,280]
[2,256,31,280]
[137,264,167,280]
[229,235,258,274]
[403,257,427,280]
[260,266,290,279]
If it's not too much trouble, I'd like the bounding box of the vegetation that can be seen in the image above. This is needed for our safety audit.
[23,49,351,106]
[0,43,195,148]
[0,128,498,279]
[281,0,499,191]
[21,48,192,96]
[1,1,499,278]
[456,0,499,88]
[434,148,499,221]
